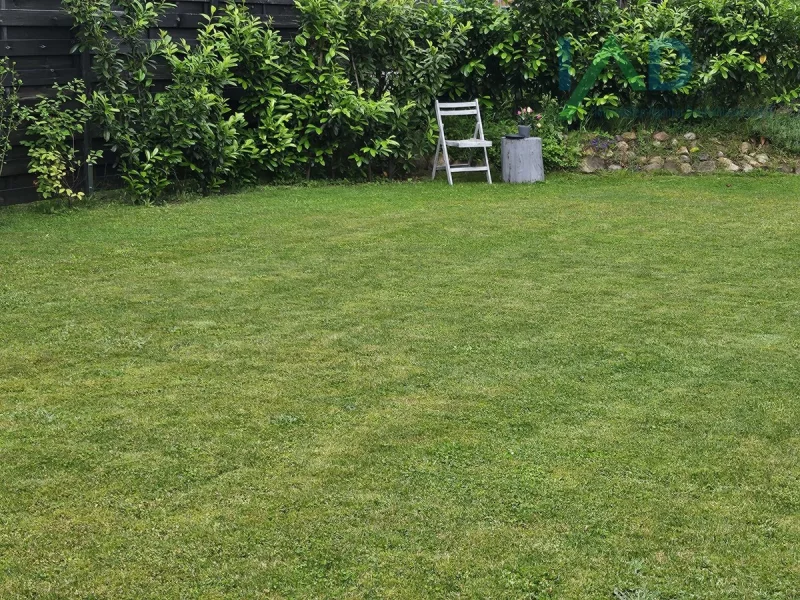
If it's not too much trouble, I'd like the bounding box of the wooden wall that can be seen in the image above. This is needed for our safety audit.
[0,0,298,206]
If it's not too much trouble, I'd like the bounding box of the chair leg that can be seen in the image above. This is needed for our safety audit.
[442,144,453,186]
[432,139,441,180]
[483,147,492,184]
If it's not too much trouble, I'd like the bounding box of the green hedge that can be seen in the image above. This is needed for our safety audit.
[29,0,800,203]
[456,0,800,120]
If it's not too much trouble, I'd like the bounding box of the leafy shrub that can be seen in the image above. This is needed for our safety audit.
[49,0,800,204]
[748,110,800,153]
[64,0,180,203]
[288,0,401,178]
[65,0,251,203]
[210,2,295,178]
[64,0,472,194]
[448,0,547,112]
[686,0,800,111]
[342,0,470,174]
[20,80,102,207]
[535,96,580,170]
[160,21,257,194]
[456,0,800,122]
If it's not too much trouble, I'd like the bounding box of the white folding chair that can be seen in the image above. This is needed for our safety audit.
[432,99,493,185]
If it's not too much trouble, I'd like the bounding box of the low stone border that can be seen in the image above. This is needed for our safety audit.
[579,131,800,175]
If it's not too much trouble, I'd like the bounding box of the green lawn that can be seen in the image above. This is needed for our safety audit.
[1,175,799,599]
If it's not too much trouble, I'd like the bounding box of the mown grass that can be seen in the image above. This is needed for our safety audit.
[1,174,799,599]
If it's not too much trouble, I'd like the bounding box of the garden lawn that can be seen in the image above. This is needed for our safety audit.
[1,175,799,599]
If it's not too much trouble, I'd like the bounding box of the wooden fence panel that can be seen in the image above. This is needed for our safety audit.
[0,0,298,206]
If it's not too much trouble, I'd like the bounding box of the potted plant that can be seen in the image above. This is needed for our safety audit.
[517,107,542,138]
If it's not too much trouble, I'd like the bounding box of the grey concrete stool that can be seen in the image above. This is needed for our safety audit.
[501,136,545,183]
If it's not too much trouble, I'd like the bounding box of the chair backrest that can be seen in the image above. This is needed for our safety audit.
[434,99,485,143]
[435,100,480,117]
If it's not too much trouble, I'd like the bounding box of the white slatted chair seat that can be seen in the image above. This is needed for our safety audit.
[432,99,492,185]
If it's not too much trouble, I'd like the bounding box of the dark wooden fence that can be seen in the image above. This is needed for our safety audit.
[0,0,298,206]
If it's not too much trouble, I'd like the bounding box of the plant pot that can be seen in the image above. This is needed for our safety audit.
[518,125,531,138]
